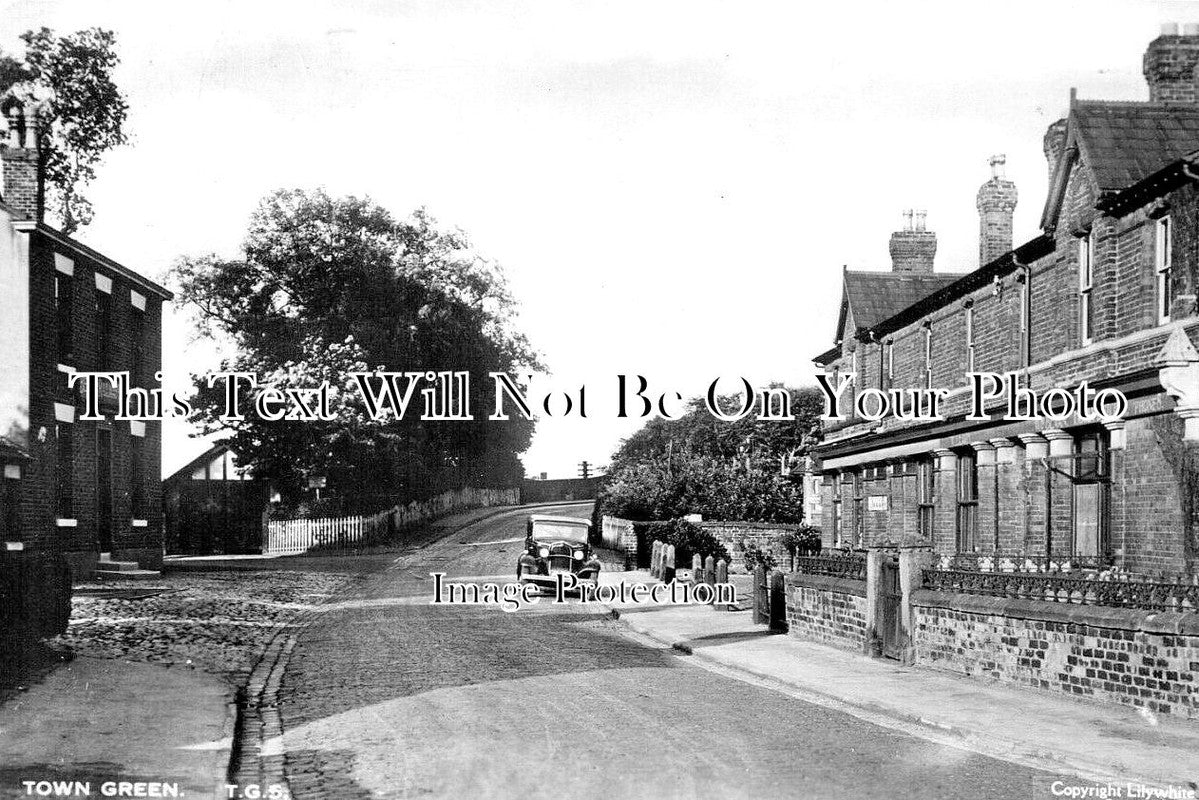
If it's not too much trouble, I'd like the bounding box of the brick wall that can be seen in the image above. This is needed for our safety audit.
[912,590,1199,719]
[698,521,800,573]
[19,231,166,575]
[784,573,867,651]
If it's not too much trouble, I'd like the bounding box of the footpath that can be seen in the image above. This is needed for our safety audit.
[599,567,1199,792]
[0,503,537,800]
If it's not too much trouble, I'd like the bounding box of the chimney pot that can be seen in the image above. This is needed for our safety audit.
[1162,22,1180,35]
[1184,22,1199,35]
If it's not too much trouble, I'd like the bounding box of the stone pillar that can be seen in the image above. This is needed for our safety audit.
[898,545,934,665]
[931,449,957,556]
[864,548,885,656]
[1018,433,1048,554]
[1044,429,1074,558]
[972,441,997,552]
[990,437,1020,553]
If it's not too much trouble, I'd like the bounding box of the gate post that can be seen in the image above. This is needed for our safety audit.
[898,545,934,664]
[752,564,768,625]
[769,570,788,633]
[703,555,716,586]
[714,559,729,611]
[692,553,703,582]
[864,548,884,657]
[663,544,676,583]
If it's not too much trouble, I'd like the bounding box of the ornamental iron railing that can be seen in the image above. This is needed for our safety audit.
[938,552,1108,574]
[792,551,867,582]
[922,568,1199,612]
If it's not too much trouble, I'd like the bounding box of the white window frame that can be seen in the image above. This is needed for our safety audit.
[885,340,894,389]
[1079,233,1094,345]
[1156,215,1172,325]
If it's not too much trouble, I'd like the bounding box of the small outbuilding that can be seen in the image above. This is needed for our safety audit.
[163,444,269,555]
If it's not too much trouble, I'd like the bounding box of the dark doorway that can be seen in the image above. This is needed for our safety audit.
[96,429,112,552]
[879,554,902,660]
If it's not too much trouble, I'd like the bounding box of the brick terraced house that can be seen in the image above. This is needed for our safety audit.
[793,27,1199,718]
[0,106,171,640]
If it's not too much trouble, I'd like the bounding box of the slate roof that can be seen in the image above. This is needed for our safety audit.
[839,271,959,335]
[1072,101,1199,192]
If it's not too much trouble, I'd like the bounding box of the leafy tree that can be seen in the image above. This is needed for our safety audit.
[600,386,822,523]
[172,188,540,511]
[0,28,129,234]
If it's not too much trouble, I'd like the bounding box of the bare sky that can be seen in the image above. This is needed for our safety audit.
[3,0,1196,478]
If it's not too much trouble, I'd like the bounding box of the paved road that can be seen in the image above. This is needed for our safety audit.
[274,503,1051,799]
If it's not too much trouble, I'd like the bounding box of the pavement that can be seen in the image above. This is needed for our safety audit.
[0,655,234,799]
[602,568,1199,791]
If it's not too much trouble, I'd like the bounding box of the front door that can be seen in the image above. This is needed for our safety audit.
[880,555,902,660]
[96,429,112,552]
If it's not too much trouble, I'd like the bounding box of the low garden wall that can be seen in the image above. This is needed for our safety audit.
[784,572,868,651]
[912,589,1199,719]
[698,521,802,574]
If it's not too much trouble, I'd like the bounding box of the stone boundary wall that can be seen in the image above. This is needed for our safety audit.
[912,589,1199,719]
[699,521,800,574]
[784,573,867,652]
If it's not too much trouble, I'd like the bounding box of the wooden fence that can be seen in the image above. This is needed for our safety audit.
[264,487,521,555]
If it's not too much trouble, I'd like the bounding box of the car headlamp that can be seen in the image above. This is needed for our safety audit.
[573,550,584,560]
[538,547,549,558]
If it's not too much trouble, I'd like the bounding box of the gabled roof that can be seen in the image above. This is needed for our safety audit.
[1043,101,1199,229]
[163,441,234,484]
[834,270,958,341]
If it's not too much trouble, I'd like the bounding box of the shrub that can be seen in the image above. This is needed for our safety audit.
[657,519,730,568]
[779,524,821,558]
[743,543,778,572]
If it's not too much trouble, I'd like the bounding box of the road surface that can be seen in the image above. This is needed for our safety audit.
[273,502,1052,799]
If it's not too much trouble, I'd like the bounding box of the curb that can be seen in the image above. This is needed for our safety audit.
[605,607,1185,790]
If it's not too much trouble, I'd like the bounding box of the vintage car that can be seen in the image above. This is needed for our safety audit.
[516,514,600,592]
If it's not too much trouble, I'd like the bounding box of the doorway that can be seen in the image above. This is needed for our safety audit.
[96,429,112,552]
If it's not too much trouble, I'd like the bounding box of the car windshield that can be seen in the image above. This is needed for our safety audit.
[531,522,588,544]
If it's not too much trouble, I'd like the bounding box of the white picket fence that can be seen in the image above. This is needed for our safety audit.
[263,486,521,556]
[265,516,367,555]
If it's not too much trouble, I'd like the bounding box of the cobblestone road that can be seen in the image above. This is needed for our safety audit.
[274,503,1053,799]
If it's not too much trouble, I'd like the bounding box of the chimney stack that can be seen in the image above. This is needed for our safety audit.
[976,155,1018,266]
[0,105,43,222]
[889,209,936,274]
[1144,22,1199,103]
[1043,118,1068,183]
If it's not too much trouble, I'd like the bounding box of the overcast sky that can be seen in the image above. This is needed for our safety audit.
[3,0,1196,478]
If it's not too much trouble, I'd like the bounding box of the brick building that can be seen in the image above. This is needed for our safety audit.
[813,35,1199,579]
[791,28,1199,716]
[0,104,171,625]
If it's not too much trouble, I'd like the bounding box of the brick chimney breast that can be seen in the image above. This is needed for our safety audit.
[976,155,1018,267]
[1144,23,1199,103]
[0,106,43,221]
[889,209,937,274]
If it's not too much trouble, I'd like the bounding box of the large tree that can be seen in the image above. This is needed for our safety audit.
[172,188,540,512]
[0,27,129,234]
[600,386,822,523]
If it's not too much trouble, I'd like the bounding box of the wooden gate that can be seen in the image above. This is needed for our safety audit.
[879,554,902,660]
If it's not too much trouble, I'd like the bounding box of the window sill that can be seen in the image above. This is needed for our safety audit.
[131,519,148,528]
[56,518,77,527]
